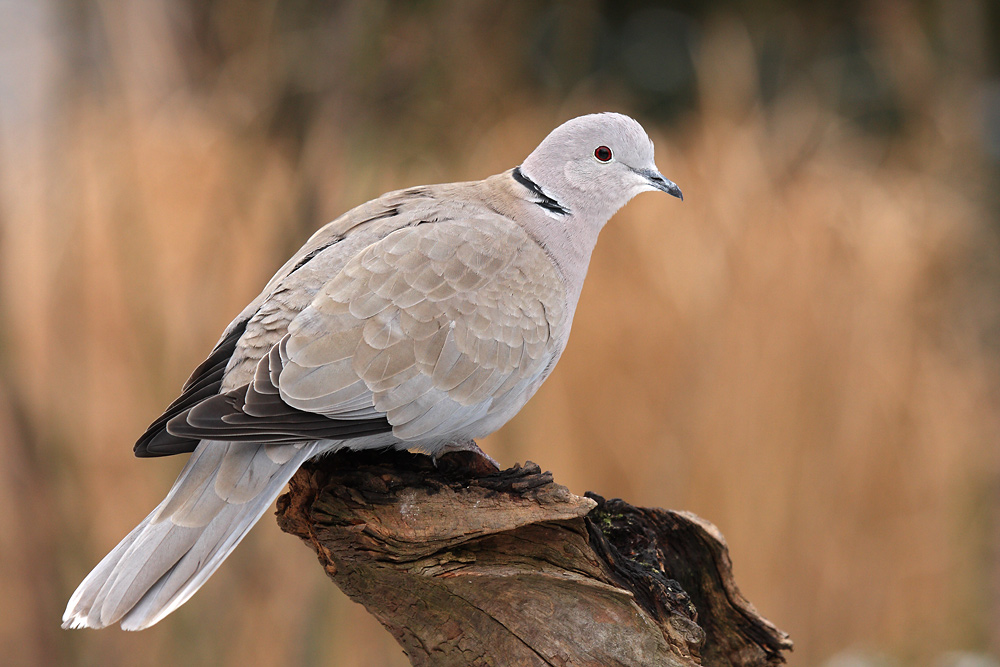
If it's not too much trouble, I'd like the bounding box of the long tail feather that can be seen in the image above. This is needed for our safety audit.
[62,440,322,630]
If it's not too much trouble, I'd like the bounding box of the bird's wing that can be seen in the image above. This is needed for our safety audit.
[135,186,439,456]
[165,214,568,445]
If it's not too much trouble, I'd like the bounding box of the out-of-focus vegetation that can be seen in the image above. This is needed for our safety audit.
[0,1,997,665]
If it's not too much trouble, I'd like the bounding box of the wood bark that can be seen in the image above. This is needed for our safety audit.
[275,448,792,667]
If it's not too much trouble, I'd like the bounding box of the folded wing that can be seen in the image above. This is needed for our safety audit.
[165,217,568,445]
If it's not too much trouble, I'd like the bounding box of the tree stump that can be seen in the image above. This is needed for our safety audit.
[275,448,792,667]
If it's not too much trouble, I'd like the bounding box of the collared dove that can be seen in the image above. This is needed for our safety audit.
[62,112,682,631]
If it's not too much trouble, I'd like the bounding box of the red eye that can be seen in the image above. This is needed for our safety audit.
[594,146,613,162]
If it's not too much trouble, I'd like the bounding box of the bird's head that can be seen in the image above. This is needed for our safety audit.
[520,112,682,227]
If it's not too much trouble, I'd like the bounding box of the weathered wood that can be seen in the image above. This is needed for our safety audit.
[275,448,792,666]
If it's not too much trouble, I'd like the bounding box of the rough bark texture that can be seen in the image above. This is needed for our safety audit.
[275,448,792,667]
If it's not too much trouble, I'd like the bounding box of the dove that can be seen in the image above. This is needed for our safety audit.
[62,112,682,631]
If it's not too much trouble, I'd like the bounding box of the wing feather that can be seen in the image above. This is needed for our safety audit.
[150,213,566,446]
[278,218,567,441]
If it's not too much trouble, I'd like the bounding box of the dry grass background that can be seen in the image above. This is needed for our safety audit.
[0,1,998,666]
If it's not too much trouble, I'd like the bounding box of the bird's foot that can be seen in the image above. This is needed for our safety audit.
[432,440,501,474]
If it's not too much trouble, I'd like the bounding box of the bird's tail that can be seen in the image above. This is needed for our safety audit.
[62,439,321,631]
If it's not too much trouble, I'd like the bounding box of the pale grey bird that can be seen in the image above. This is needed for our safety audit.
[62,112,682,631]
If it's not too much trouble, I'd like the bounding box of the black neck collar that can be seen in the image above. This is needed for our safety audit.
[512,167,569,216]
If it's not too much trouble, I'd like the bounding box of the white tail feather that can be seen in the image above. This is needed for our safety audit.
[62,440,323,630]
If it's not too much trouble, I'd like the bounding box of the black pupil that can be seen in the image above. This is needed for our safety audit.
[596,146,611,161]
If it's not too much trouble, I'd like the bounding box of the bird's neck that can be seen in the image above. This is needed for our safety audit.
[483,170,603,306]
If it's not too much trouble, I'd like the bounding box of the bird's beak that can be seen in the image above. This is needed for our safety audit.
[637,168,683,200]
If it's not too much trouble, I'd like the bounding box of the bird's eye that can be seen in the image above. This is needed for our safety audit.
[594,146,613,162]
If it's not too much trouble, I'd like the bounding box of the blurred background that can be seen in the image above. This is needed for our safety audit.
[0,0,998,665]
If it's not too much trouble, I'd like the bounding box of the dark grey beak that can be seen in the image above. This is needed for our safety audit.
[638,168,683,200]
